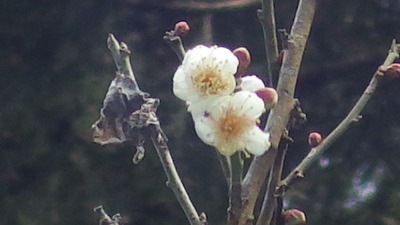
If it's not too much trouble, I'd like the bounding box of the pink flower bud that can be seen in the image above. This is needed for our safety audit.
[282,209,306,225]
[381,63,400,79]
[254,87,278,109]
[233,47,251,76]
[174,21,190,37]
[308,132,322,147]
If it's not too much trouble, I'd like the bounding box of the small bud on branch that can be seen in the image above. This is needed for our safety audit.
[282,209,306,225]
[380,63,400,78]
[308,132,322,147]
[254,87,278,109]
[174,21,190,37]
[233,47,251,77]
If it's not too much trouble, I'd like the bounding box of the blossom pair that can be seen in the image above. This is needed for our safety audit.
[173,45,274,156]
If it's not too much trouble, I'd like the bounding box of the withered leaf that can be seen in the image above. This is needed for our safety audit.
[92,72,160,148]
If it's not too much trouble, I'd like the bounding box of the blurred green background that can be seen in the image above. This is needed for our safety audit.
[1,0,400,225]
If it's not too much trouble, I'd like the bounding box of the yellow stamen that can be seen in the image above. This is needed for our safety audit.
[191,67,230,96]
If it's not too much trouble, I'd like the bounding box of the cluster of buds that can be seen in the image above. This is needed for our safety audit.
[171,21,278,156]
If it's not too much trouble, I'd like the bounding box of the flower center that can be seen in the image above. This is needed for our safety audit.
[214,107,253,142]
[191,67,229,96]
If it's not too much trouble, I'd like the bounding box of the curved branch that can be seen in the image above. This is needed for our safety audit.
[279,40,400,190]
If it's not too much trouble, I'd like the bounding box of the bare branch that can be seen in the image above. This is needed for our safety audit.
[217,153,231,186]
[108,34,136,82]
[279,40,400,191]
[256,137,290,225]
[94,34,202,225]
[164,31,186,62]
[150,126,203,225]
[165,0,259,11]
[93,206,122,225]
[258,0,279,86]
[228,152,244,225]
[239,1,318,224]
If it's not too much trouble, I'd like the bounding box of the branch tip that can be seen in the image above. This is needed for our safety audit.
[280,39,400,194]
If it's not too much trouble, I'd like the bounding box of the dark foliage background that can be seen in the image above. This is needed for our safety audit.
[1,0,400,225]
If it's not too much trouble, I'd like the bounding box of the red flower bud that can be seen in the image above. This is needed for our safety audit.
[254,87,278,109]
[233,47,251,77]
[282,209,306,225]
[174,21,190,37]
[381,63,400,79]
[308,132,322,147]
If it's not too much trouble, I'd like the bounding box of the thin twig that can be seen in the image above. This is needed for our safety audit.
[150,126,202,225]
[258,0,279,86]
[256,139,289,225]
[239,1,317,225]
[217,153,231,186]
[108,34,137,82]
[93,206,122,225]
[107,34,202,225]
[279,40,400,191]
[228,152,244,225]
[163,32,186,62]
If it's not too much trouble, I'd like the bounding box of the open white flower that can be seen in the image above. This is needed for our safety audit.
[173,45,238,103]
[193,91,271,156]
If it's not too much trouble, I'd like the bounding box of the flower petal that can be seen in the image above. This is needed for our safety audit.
[173,66,192,101]
[194,115,216,145]
[241,75,265,92]
[209,47,239,75]
[231,91,265,119]
[188,96,229,119]
[244,127,271,155]
[182,45,211,74]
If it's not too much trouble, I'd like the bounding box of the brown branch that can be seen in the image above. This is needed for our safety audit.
[279,40,400,191]
[239,1,318,225]
[166,0,259,11]
[256,137,289,225]
[217,153,231,186]
[150,125,203,225]
[105,34,202,225]
[228,153,244,225]
[258,0,279,86]
[164,31,186,62]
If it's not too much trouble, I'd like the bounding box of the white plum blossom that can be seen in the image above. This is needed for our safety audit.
[241,75,265,92]
[193,91,271,156]
[173,45,238,103]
